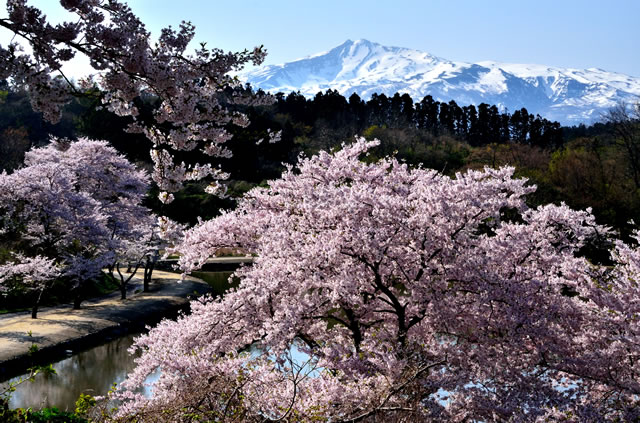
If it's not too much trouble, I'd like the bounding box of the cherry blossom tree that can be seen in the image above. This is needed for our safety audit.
[108,215,185,299]
[141,215,185,292]
[0,161,111,316]
[25,138,151,239]
[0,254,60,318]
[100,138,640,422]
[2,2,638,420]
[24,137,155,305]
[107,222,150,300]
[0,0,273,201]
[0,137,155,309]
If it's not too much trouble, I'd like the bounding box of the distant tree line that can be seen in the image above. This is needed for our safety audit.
[0,82,604,175]
[0,84,565,168]
[273,90,563,148]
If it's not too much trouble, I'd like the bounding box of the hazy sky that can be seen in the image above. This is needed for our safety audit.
[3,0,640,76]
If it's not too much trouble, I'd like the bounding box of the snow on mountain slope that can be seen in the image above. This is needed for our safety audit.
[242,39,640,125]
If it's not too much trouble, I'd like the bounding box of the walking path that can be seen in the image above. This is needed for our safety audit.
[0,270,212,380]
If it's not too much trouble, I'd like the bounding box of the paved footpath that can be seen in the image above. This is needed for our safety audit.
[0,270,211,379]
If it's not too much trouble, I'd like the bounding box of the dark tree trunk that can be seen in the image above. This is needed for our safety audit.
[71,282,84,309]
[117,264,128,300]
[31,287,45,319]
[116,261,141,300]
[143,257,156,292]
[143,266,149,292]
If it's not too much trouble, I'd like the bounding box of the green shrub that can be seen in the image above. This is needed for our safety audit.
[26,407,88,422]
[0,405,88,423]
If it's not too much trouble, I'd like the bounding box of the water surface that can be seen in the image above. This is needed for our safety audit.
[4,332,142,410]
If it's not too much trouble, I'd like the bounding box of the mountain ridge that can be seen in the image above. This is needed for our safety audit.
[242,39,640,125]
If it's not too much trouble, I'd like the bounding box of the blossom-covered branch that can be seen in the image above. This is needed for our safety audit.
[1,0,272,200]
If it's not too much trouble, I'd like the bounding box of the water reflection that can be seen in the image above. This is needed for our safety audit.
[5,333,141,411]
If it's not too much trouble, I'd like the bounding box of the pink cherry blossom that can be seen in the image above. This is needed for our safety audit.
[0,159,110,315]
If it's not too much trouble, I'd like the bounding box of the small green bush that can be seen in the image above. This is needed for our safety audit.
[26,407,88,422]
[0,392,93,423]
[0,405,88,423]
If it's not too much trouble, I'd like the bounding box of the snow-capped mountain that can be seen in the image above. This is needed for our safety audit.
[242,39,640,125]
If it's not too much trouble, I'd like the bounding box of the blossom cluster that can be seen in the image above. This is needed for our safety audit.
[0,254,60,293]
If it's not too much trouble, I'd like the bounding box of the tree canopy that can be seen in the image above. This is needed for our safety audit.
[0,0,272,200]
[106,139,640,422]
[0,138,153,314]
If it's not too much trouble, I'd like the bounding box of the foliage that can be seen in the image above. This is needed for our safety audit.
[29,407,88,422]
[1,1,639,420]
[548,134,640,239]
[277,91,563,151]
[0,153,109,315]
[0,406,88,423]
[3,75,636,233]
[0,127,30,172]
[1,364,57,422]
[0,89,78,173]
[0,255,61,313]
[75,394,97,416]
[108,215,185,297]
[0,361,90,422]
[0,269,118,314]
[102,139,640,421]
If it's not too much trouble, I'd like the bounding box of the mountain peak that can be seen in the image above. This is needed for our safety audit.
[339,38,375,46]
[352,39,376,46]
[332,39,379,54]
[243,40,640,125]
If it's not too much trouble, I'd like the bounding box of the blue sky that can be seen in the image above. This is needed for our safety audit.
[5,0,640,76]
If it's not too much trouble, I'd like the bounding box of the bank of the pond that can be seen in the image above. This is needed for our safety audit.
[0,270,212,381]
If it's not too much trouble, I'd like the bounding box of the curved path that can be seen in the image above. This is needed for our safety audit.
[0,270,212,380]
